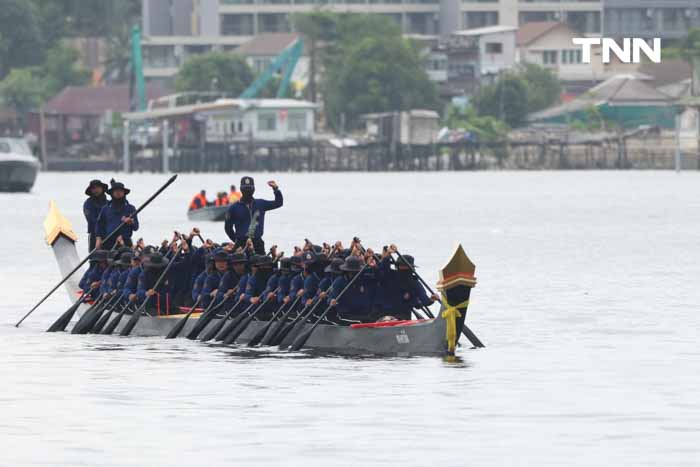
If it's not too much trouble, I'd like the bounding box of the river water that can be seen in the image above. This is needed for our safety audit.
[1,171,699,466]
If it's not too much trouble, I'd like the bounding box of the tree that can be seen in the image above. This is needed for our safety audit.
[679,28,700,96]
[0,0,44,79]
[0,68,43,124]
[320,15,439,130]
[473,74,529,128]
[519,63,561,113]
[41,45,90,97]
[174,51,255,95]
[292,10,338,103]
[445,104,508,142]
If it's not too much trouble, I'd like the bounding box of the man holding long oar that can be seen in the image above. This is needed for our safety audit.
[96,179,139,250]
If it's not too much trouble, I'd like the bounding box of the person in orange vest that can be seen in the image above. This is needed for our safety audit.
[214,192,229,207]
[189,190,209,211]
[228,184,242,204]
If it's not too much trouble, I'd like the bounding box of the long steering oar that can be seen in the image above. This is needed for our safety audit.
[17,174,178,328]
[394,250,484,348]
[120,244,183,337]
[165,295,204,339]
[46,287,96,332]
[222,287,280,345]
[289,265,368,352]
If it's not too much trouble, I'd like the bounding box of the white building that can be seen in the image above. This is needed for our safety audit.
[140,0,601,81]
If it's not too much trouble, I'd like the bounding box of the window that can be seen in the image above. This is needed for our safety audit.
[485,42,502,54]
[258,113,277,131]
[258,13,290,33]
[221,14,254,36]
[464,11,499,28]
[561,50,582,64]
[288,112,307,133]
[542,50,557,65]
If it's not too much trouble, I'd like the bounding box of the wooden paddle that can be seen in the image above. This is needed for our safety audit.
[214,302,256,342]
[288,265,369,352]
[276,295,329,350]
[394,250,484,348]
[90,300,128,334]
[185,294,231,340]
[120,243,184,337]
[17,174,178,328]
[222,287,280,345]
[247,293,293,347]
[46,287,96,333]
[72,292,120,334]
[259,296,302,346]
[164,295,204,339]
[200,298,244,342]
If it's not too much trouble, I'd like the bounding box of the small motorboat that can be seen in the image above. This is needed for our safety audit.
[186,205,229,222]
[0,137,40,192]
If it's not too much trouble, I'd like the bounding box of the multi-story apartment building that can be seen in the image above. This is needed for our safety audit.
[603,0,700,41]
[141,0,602,81]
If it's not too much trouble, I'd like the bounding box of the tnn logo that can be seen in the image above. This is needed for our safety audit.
[572,38,661,64]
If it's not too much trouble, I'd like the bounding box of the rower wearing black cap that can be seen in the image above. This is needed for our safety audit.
[224,176,283,255]
[83,179,108,252]
[96,179,139,250]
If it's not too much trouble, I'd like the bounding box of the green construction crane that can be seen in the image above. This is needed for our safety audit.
[130,25,146,111]
[240,38,304,99]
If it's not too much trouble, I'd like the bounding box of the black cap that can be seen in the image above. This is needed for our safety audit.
[212,248,229,262]
[302,251,317,265]
[142,253,169,270]
[240,176,255,189]
[253,255,273,268]
[230,252,248,264]
[85,179,108,196]
[340,256,363,272]
[107,179,131,196]
[324,258,344,274]
[89,249,109,263]
[397,254,417,268]
[279,257,292,272]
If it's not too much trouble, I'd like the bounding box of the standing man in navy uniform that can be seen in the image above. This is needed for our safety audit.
[96,179,139,250]
[224,176,283,255]
[83,179,108,252]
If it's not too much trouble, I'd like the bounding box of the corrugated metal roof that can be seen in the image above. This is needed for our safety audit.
[516,21,566,46]
[44,83,169,116]
[453,26,517,37]
[123,98,316,121]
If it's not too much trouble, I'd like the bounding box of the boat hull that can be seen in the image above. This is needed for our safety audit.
[104,313,455,356]
[186,205,228,222]
[0,158,39,192]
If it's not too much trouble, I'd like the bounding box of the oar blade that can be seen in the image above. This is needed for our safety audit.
[90,309,113,334]
[165,312,191,339]
[289,328,313,352]
[119,309,141,336]
[101,310,126,335]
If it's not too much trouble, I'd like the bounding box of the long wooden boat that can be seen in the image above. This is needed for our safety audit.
[45,202,480,356]
[186,205,228,222]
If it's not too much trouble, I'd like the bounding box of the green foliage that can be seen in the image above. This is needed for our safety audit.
[41,45,90,97]
[0,0,44,79]
[174,51,255,95]
[473,74,529,128]
[444,104,508,142]
[298,13,438,130]
[519,63,561,113]
[0,68,43,121]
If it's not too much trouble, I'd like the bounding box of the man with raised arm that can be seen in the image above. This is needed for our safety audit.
[224,176,283,255]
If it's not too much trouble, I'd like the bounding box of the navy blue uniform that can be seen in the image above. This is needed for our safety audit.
[328,273,375,322]
[96,200,139,248]
[377,258,433,320]
[122,267,141,302]
[83,195,107,251]
[80,264,108,300]
[201,271,223,308]
[224,189,283,253]
[215,270,242,305]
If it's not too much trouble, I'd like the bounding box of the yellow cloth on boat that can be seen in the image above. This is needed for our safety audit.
[441,294,468,354]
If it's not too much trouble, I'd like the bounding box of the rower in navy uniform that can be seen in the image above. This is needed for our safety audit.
[224,176,283,255]
[377,245,439,321]
[96,179,139,250]
[83,179,108,252]
[327,255,376,324]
